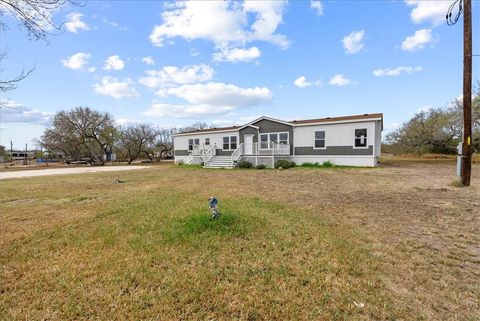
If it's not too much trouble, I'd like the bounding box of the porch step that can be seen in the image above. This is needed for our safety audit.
[204,156,235,169]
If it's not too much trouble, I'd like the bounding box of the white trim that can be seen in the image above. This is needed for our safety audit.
[175,128,239,137]
[353,128,369,149]
[241,116,294,128]
[259,131,289,150]
[222,135,238,151]
[238,124,260,130]
[293,117,382,127]
[313,130,326,150]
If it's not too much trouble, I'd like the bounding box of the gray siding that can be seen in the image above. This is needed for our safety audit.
[216,149,233,156]
[295,145,373,156]
[239,126,258,143]
[174,150,189,156]
[251,119,293,154]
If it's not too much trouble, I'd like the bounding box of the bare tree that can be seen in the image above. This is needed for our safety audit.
[0,0,85,40]
[0,0,84,93]
[178,121,212,133]
[0,48,33,93]
[118,124,158,164]
[39,107,116,164]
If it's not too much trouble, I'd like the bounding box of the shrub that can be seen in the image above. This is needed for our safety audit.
[177,160,184,165]
[322,161,334,168]
[237,160,253,169]
[255,164,266,169]
[274,159,296,169]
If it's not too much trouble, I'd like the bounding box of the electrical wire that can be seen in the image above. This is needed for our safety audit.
[446,0,463,26]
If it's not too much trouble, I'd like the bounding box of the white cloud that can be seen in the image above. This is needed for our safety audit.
[93,76,139,99]
[342,30,365,54]
[310,1,323,16]
[61,52,91,70]
[213,47,261,63]
[64,13,90,33]
[103,55,125,71]
[139,64,214,88]
[149,1,289,49]
[115,118,139,126]
[0,98,53,124]
[329,74,351,86]
[87,67,96,73]
[144,82,272,118]
[373,66,422,77]
[401,28,433,51]
[405,0,451,26]
[294,76,322,88]
[141,56,156,66]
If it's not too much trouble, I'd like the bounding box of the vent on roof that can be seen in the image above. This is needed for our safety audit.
[364,114,368,116]
[326,117,331,119]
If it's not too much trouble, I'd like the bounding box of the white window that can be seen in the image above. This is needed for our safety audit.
[314,131,325,148]
[354,129,367,147]
[188,138,200,151]
[259,132,289,149]
[222,136,237,150]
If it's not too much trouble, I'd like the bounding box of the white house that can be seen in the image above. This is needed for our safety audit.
[173,113,383,168]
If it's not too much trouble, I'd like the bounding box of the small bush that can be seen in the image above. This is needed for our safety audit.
[274,159,296,169]
[322,161,334,168]
[255,164,266,169]
[237,160,253,169]
[177,160,184,165]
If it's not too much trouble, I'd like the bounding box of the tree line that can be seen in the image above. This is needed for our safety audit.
[37,107,211,164]
[385,88,480,155]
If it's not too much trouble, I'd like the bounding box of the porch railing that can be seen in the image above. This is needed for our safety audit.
[242,142,290,156]
[204,144,217,164]
[231,143,244,163]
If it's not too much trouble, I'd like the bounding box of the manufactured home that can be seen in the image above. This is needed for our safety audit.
[173,113,383,168]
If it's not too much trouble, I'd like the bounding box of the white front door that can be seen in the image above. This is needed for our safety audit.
[244,135,254,155]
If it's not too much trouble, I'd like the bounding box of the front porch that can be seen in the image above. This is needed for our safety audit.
[190,142,291,168]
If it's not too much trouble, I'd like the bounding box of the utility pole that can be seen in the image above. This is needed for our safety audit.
[461,0,472,186]
[10,141,13,165]
[25,143,28,165]
[447,0,473,186]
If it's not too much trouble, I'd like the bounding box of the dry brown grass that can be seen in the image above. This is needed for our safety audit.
[1,160,479,320]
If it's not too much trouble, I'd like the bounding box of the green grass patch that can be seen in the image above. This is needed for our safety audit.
[1,187,394,320]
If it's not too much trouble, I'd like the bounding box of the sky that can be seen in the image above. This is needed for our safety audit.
[0,0,479,150]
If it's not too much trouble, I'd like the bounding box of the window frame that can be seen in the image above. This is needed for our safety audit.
[188,139,194,151]
[205,138,210,146]
[222,135,238,151]
[354,128,368,148]
[313,130,326,149]
[259,132,289,149]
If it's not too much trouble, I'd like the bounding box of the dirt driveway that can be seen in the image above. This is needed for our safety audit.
[0,166,149,180]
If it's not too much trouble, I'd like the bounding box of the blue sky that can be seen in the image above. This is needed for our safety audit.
[1,0,479,149]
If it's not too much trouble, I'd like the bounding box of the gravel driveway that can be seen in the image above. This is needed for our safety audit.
[0,166,149,180]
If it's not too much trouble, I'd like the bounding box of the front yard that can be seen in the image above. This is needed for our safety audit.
[1,160,479,320]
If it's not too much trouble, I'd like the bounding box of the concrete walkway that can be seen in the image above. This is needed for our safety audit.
[0,166,149,180]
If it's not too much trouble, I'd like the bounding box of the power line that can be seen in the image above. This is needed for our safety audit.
[446,0,463,26]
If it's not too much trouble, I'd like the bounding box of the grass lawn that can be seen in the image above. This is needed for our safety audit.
[1,160,479,320]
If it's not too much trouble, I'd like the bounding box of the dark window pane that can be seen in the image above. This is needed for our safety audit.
[260,134,268,142]
[355,129,367,137]
[279,133,288,141]
[188,139,193,144]
[205,138,210,145]
[270,134,278,142]
[230,136,237,142]
[194,139,200,145]
[355,138,366,147]
[223,137,229,143]
[315,140,325,148]
[315,131,325,139]
[188,145,193,151]
[231,143,237,150]
[223,143,229,150]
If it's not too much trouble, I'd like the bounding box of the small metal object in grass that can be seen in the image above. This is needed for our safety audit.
[208,196,221,220]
